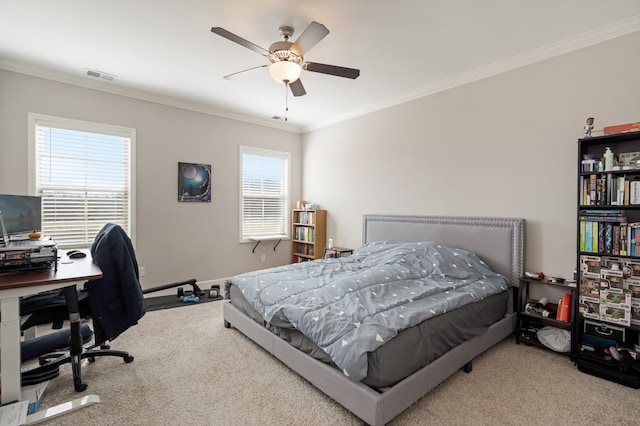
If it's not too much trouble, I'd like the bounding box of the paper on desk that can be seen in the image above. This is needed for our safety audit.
[0,401,28,426]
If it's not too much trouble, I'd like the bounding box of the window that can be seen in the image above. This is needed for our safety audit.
[29,113,135,248]
[239,146,290,241]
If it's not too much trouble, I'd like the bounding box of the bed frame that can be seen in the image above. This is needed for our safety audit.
[223,215,525,425]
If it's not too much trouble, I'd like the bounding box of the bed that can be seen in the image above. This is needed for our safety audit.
[223,215,525,425]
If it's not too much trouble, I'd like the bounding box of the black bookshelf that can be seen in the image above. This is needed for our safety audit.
[576,131,640,362]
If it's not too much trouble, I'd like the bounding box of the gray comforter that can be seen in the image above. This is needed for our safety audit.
[224,241,510,382]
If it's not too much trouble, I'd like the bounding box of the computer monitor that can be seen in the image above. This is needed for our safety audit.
[0,194,42,238]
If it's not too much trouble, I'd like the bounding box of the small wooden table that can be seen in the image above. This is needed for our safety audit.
[0,252,102,423]
[323,247,354,259]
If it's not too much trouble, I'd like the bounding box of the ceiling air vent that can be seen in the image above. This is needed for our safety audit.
[86,69,117,82]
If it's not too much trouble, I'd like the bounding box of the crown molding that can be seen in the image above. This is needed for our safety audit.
[0,60,302,134]
[2,16,638,135]
[303,15,640,132]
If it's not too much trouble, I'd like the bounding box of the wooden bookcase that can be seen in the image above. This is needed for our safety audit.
[292,209,326,263]
[576,132,640,360]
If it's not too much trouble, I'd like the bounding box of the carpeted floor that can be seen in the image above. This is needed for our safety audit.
[29,301,640,425]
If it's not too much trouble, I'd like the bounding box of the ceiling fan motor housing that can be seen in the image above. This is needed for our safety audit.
[268,41,303,65]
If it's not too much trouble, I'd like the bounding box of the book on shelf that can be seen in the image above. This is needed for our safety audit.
[631,179,640,205]
[588,174,596,205]
[620,224,628,256]
[603,122,640,135]
[556,297,565,321]
[561,293,572,322]
[604,222,613,254]
[608,173,614,205]
[584,221,593,253]
[578,209,626,222]
[629,223,640,256]
[613,225,621,255]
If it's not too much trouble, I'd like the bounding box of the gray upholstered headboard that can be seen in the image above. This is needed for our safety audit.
[362,215,525,285]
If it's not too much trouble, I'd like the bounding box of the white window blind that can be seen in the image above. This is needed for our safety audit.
[240,146,290,241]
[30,114,135,248]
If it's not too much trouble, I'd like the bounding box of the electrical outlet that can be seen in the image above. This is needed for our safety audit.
[139,266,146,276]
[261,254,266,262]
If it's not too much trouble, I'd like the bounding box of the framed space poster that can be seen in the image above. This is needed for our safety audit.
[178,162,211,202]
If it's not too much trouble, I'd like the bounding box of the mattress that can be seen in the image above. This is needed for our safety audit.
[228,283,507,388]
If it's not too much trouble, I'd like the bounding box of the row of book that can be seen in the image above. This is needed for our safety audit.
[579,173,640,206]
[578,210,640,256]
[294,227,315,242]
[579,255,640,326]
[294,211,316,225]
[293,243,315,256]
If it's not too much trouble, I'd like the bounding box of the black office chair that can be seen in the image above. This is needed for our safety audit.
[20,223,146,391]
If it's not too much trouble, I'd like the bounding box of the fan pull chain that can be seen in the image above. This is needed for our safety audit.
[284,81,289,122]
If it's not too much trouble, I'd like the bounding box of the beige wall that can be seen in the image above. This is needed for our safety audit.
[302,31,640,280]
[1,31,638,287]
[0,70,302,289]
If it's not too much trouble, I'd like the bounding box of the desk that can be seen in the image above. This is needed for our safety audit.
[0,253,102,422]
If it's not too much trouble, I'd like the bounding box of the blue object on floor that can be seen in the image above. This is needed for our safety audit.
[179,294,199,303]
[21,323,93,362]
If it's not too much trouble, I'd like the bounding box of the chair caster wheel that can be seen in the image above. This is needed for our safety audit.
[75,382,88,392]
[88,356,96,363]
[124,355,134,363]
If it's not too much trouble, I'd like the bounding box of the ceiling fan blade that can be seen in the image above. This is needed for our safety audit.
[289,79,306,97]
[211,27,270,56]
[290,21,329,56]
[223,65,268,80]
[304,62,360,79]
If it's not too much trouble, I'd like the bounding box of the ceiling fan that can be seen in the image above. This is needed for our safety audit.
[211,21,360,97]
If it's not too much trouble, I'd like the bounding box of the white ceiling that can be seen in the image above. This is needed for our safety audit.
[1,1,639,132]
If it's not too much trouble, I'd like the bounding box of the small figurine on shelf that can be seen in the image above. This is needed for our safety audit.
[584,117,595,137]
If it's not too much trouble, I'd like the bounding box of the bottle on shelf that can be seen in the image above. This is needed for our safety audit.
[604,147,614,171]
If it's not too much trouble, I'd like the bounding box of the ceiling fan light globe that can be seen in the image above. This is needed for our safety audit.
[269,61,302,84]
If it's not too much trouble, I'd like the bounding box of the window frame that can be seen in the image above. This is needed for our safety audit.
[239,145,291,243]
[28,113,136,248]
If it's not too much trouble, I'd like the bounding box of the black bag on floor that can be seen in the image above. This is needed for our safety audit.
[576,350,640,389]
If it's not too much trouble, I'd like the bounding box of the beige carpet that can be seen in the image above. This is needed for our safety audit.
[31,301,640,425]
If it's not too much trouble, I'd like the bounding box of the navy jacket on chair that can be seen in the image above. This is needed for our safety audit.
[88,223,145,341]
